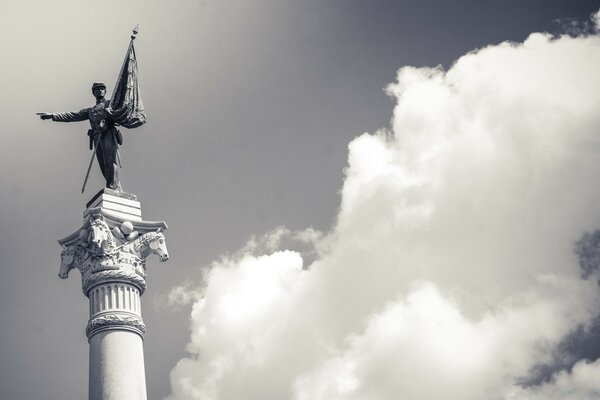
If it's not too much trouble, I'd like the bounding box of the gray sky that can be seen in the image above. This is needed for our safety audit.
[1,1,599,399]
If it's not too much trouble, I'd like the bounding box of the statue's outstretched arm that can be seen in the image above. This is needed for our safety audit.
[51,108,90,122]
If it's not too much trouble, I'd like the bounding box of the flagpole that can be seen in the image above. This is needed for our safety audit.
[110,25,138,109]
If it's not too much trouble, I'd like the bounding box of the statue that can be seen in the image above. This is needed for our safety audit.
[38,26,146,193]
[39,83,124,190]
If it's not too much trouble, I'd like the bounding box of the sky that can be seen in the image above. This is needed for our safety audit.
[1,1,600,399]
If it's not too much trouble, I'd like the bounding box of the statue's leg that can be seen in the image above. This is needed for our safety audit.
[112,161,121,191]
[95,142,108,185]
[102,135,121,190]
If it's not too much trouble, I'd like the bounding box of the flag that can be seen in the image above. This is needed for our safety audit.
[110,37,146,128]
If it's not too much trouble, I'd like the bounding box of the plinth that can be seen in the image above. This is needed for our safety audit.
[58,188,169,400]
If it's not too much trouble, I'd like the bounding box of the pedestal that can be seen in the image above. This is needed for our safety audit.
[58,189,169,400]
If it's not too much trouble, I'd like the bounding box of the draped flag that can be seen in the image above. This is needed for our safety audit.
[110,27,147,128]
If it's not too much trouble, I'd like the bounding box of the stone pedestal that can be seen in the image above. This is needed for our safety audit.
[58,189,169,400]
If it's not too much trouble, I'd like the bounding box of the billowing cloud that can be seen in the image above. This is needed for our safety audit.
[167,10,600,400]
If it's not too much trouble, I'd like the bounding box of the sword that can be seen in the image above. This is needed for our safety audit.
[81,132,101,193]
[81,152,95,194]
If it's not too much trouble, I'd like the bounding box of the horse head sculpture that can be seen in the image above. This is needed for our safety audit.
[59,245,87,279]
[134,231,169,262]
[89,215,116,254]
[59,246,76,279]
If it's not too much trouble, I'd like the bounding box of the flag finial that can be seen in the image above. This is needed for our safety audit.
[131,25,139,40]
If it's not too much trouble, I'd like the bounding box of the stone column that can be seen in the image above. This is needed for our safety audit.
[58,188,169,400]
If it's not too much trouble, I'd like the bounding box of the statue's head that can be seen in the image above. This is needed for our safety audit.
[91,82,106,99]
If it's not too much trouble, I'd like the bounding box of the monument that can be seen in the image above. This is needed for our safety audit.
[39,27,168,400]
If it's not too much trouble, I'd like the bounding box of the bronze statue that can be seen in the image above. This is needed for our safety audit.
[38,26,146,193]
[39,83,123,190]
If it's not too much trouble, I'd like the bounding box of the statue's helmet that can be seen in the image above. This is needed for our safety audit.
[91,82,106,92]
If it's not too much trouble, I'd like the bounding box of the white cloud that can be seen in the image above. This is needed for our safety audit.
[167,10,600,400]
[166,279,204,309]
[294,279,599,400]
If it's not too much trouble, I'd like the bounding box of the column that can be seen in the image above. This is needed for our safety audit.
[58,189,169,400]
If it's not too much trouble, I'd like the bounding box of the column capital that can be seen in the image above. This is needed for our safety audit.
[58,193,169,296]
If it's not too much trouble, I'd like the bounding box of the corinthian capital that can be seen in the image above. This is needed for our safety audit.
[58,209,168,296]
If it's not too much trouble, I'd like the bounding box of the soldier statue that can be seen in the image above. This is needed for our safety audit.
[38,26,145,193]
[39,82,124,191]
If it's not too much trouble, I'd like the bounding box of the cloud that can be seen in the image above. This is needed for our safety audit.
[293,277,599,400]
[508,358,600,400]
[167,10,600,400]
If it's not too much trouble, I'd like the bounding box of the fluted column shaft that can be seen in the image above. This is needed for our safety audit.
[88,282,147,400]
